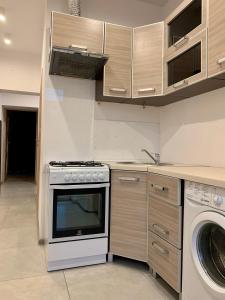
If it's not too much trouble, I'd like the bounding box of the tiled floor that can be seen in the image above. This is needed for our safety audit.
[0,177,179,299]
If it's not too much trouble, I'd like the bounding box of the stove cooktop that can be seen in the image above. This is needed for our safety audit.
[49,161,104,167]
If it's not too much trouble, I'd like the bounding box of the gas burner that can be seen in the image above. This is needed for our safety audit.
[49,161,104,167]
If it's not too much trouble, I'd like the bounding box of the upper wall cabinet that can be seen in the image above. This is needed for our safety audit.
[103,24,132,98]
[164,30,207,94]
[165,0,207,58]
[133,23,164,98]
[208,0,225,78]
[51,12,104,54]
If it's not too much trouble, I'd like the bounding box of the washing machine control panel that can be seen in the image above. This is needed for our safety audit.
[185,181,225,211]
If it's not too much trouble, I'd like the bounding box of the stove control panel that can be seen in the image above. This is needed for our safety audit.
[49,166,110,185]
[185,181,225,211]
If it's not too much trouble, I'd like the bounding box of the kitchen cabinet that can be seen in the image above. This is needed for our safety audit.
[110,170,147,262]
[164,30,207,94]
[165,0,207,58]
[103,23,132,98]
[51,12,104,54]
[208,0,225,78]
[133,22,163,98]
[148,173,182,293]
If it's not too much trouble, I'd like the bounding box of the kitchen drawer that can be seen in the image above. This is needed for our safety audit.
[148,231,181,292]
[149,195,182,248]
[149,173,181,205]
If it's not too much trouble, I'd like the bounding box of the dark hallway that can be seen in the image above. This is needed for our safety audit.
[7,110,37,177]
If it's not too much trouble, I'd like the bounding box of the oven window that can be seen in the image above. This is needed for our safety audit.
[52,188,106,238]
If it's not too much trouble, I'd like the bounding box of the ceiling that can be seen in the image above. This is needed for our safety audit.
[0,0,45,54]
[136,0,168,6]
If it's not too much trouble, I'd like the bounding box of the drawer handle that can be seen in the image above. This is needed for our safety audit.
[118,177,140,182]
[173,79,188,89]
[151,184,167,192]
[217,57,225,65]
[138,88,155,93]
[152,242,169,256]
[153,224,169,236]
[109,88,127,93]
[69,44,88,52]
[174,36,189,48]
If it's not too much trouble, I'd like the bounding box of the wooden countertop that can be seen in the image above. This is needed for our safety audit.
[108,162,225,188]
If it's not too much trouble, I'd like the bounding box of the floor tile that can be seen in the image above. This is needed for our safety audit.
[0,245,46,282]
[0,272,70,300]
[65,260,166,300]
[1,209,37,229]
[0,226,38,249]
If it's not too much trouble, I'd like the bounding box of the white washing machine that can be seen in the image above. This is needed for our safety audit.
[182,181,225,300]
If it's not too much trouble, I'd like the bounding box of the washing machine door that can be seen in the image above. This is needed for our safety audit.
[191,211,225,295]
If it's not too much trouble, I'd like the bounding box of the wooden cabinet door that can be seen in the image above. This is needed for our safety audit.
[110,171,147,262]
[103,24,132,98]
[133,23,163,98]
[208,0,225,78]
[51,12,104,54]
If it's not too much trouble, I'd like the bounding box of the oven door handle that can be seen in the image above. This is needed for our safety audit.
[49,183,110,190]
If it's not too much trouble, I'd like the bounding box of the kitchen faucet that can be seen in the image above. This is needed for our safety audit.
[141,149,160,165]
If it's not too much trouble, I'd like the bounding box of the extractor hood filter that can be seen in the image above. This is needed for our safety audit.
[49,47,109,80]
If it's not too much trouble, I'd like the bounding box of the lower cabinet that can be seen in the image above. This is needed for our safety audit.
[110,170,147,262]
[148,173,182,293]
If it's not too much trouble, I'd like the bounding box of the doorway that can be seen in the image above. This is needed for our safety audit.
[3,109,38,180]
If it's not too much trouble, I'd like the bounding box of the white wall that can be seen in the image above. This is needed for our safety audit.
[0,93,39,120]
[0,50,41,94]
[160,87,225,167]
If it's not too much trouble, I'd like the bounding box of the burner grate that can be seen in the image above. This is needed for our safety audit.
[49,161,104,167]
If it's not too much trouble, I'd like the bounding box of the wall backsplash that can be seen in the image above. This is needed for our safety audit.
[160,87,225,167]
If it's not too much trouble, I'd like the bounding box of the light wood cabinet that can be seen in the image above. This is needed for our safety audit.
[110,170,147,262]
[164,30,207,95]
[165,0,207,58]
[51,12,104,54]
[208,0,225,78]
[103,24,132,98]
[148,173,182,293]
[133,23,163,98]
[149,232,181,292]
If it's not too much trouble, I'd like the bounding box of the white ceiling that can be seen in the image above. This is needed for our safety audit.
[0,0,45,54]
[136,0,168,6]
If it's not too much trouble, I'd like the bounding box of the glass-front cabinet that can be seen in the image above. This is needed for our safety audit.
[165,0,207,57]
[164,30,207,94]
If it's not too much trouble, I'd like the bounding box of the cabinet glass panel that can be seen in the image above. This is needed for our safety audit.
[168,43,201,86]
[168,0,202,47]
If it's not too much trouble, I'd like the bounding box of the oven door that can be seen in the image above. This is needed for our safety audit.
[49,183,110,243]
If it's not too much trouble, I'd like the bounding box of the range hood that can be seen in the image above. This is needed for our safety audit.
[49,46,109,80]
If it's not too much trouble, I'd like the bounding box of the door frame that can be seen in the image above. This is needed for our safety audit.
[1,106,39,183]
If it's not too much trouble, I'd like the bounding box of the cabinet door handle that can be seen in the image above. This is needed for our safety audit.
[173,79,188,89]
[152,242,169,255]
[151,184,167,192]
[118,177,140,182]
[153,224,169,236]
[69,44,88,52]
[217,57,225,65]
[138,88,155,93]
[109,88,127,93]
[174,36,189,48]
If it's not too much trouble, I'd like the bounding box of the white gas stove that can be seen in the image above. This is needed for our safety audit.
[47,161,110,271]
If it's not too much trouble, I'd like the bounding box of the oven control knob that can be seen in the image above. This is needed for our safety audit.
[86,174,91,181]
[79,174,84,181]
[72,174,77,181]
[93,173,98,180]
[64,174,71,182]
[99,173,105,181]
[214,195,223,207]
